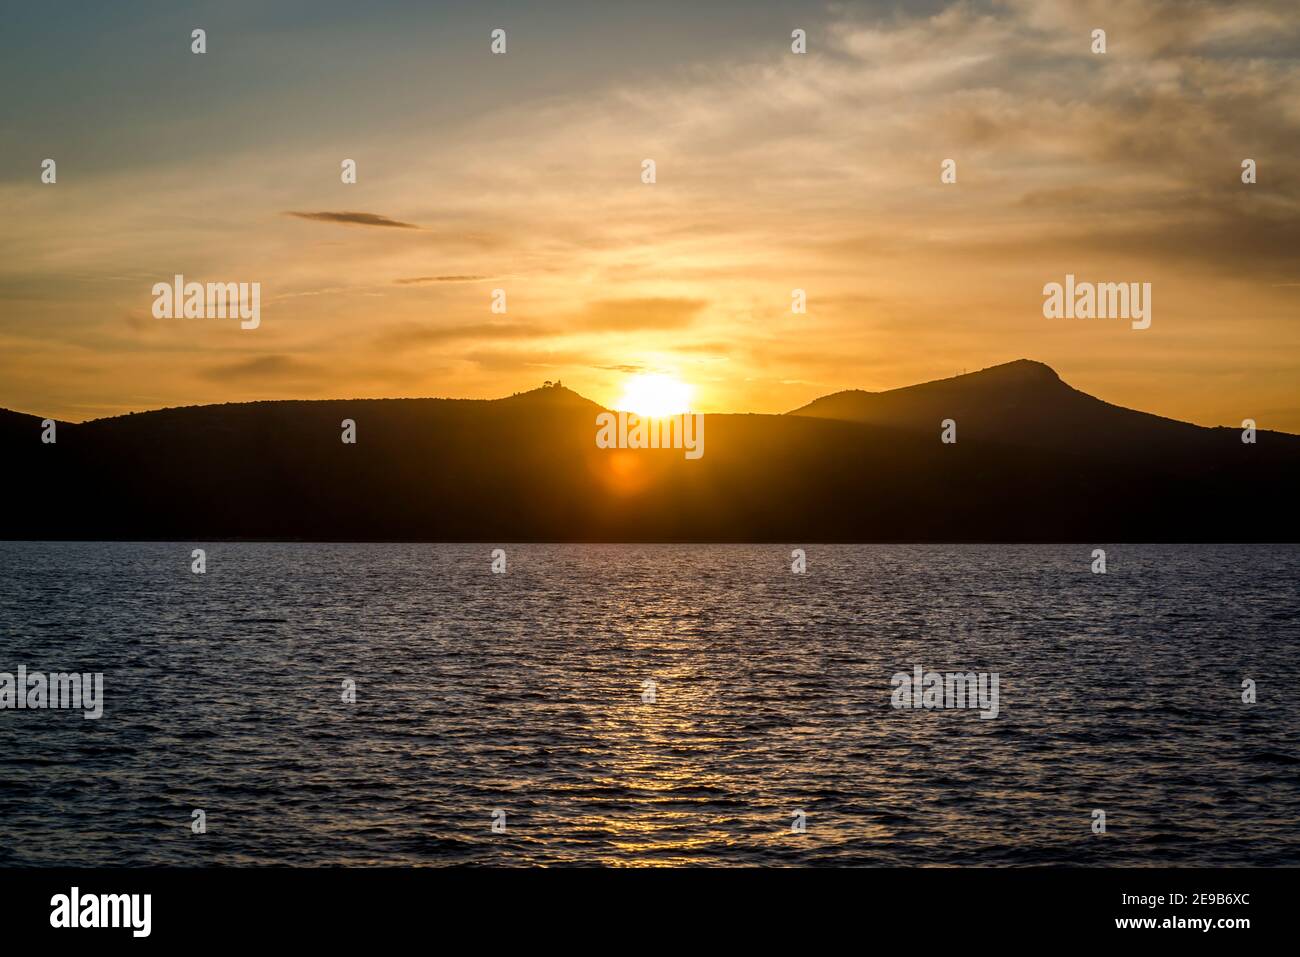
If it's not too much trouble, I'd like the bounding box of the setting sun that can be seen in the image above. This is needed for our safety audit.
[615,374,693,418]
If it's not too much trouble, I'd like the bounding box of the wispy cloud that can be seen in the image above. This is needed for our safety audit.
[575,298,708,332]
[377,322,548,349]
[3,1,1299,429]
[394,275,491,284]
[285,211,420,229]
[199,355,323,383]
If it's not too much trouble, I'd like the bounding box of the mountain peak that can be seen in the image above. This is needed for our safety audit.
[965,359,1061,384]
[500,382,605,411]
[909,359,1063,392]
[788,359,1065,418]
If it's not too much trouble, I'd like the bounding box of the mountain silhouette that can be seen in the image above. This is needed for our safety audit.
[3,362,1296,541]
[789,359,1226,461]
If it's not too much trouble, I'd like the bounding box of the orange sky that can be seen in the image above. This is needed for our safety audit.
[2,0,1298,428]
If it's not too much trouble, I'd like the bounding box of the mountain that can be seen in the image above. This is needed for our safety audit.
[788,359,1231,461]
[2,362,1297,541]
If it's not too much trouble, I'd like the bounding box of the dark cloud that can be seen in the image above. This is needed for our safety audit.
[199,355,322,382]
[285,211,419,229]
[394,275,491,284]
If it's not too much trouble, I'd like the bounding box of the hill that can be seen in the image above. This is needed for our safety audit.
[2,365,1296,541]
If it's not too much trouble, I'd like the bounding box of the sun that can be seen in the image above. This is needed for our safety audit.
[615,373,693,417]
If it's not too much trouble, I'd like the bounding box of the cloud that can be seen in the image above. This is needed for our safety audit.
[394,275,491,284]
[377,322,548,349]
[284,211,420,229]
[199,355,323,382]
[6,0,1300,429]
[376,298,707,352]
[575,298,707,331]
[594,363,648,374]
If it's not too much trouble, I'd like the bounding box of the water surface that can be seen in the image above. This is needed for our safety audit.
[1,543,1296,866]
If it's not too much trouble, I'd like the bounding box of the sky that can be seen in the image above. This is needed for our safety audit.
[2,0,1298,427]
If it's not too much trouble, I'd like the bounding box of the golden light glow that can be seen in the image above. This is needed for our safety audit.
[615,374,693,418]
[4,3,1297,433]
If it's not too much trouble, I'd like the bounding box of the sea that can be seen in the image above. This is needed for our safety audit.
[1,542,1296,866]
